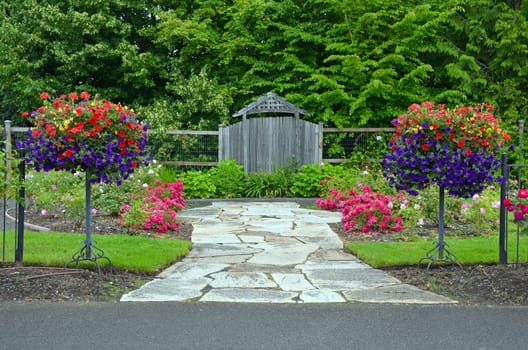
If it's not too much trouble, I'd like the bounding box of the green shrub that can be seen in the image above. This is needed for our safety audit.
[179,170,216,199]
[209,159,246,198]
[244,163,296,198]
[158,165,180,183]
[318,164,361,194]
[290,163,326,197]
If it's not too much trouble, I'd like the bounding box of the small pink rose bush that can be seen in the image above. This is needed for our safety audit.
[504,189,528,222]
[317,184,404,234]
[121,180,185,234]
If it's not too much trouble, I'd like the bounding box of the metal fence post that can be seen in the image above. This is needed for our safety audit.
[15,149,25,264]
[4,120,11,179]
[499,152,508,264]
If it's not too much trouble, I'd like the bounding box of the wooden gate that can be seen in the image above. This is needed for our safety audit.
[219,116,321,173]
[220,92,321,173]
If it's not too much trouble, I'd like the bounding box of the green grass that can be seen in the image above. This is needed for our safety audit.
[346,236,528,268]
[1,230,191,274]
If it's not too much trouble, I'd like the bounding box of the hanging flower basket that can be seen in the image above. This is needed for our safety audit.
[383,101,511,198]
[18,91,149,185]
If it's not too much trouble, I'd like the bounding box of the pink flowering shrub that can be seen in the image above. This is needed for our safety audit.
[121,180,185,233]
[317,185,404,234]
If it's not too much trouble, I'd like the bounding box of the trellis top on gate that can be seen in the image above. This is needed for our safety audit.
[232,92,309,120]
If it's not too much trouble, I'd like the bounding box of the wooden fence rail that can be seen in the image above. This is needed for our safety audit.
[4,121,395,169]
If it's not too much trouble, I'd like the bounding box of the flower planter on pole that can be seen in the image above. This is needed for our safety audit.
[383,102,511,268]
[18,92,149,273]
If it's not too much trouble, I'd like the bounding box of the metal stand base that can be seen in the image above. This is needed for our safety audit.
[64,241,113,275]
[419,241,463,271]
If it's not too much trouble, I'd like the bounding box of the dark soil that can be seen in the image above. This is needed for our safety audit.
[2,209,528,305]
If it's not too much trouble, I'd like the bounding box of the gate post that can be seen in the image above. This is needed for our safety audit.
[318,122,323,165]
[242,114,249,172]
[4,120,12,178]
[218,124,224,163]
[499,152,508,264]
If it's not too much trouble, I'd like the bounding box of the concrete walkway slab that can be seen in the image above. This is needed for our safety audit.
[272,273,315,291]
[200,288,298,303]
[209,272,277,288]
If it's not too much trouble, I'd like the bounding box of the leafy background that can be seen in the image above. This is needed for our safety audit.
[1,0,527,136]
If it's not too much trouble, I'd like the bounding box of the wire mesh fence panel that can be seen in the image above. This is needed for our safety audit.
[322,128,394,163]
[148,131,219,166]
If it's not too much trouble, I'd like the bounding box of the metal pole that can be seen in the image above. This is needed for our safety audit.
[499,153,508,264]
[15,151,25,264]
[85,172,92,259]
[438,186,445,260]
[4,120,11,180]
[519,120,524,187]
[517,120,523,264]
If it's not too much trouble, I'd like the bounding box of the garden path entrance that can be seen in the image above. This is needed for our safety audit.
[121,201,455,304]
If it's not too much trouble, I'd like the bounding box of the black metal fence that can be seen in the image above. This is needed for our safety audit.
[499,120,527,264]
[1,121,25,265]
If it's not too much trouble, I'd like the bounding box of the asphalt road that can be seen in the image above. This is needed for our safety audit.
[1,302,527,349]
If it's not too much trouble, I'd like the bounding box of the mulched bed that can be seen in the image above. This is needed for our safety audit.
[1,208,528,305]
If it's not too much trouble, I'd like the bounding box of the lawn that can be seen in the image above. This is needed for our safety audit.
[346,235,528,268]
[1,230,191,274]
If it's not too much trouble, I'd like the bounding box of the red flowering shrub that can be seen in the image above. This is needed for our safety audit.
[317,185,405,234]
[505,189,528,222]
[121,180,185,233]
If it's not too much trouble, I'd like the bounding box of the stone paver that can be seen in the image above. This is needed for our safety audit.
[121,201,456,304]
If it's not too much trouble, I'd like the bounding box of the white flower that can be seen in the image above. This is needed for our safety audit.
[376,135,382,141]
[414,204,421,210]
[417,218,425,227]
[148,169,155,175]
[142,183,149,188]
